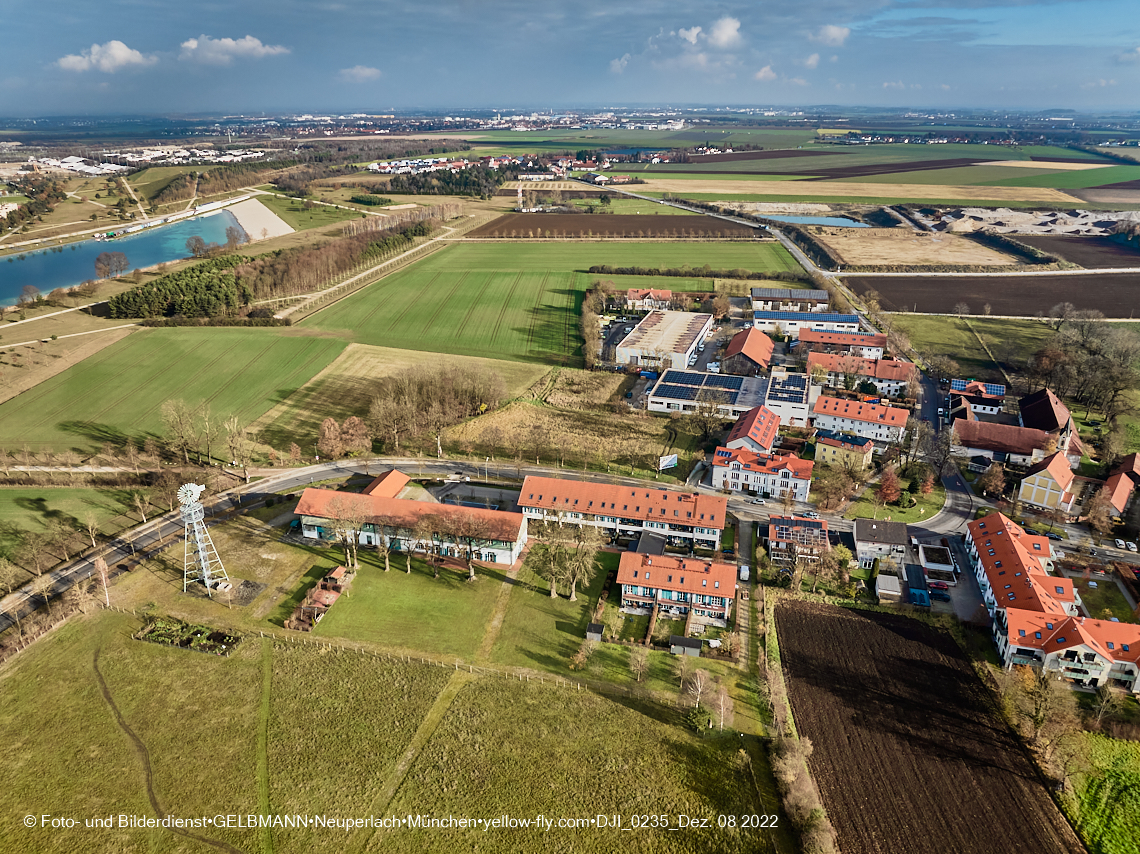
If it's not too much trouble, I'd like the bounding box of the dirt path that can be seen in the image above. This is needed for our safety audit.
[92,648,247,854]
[256,638,275,854]
[476,573,517,662]
[348,670,473,852]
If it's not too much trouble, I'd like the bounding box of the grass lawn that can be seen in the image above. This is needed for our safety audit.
[0,485,146,563]
[894,314,1053,383]
[313,551,507,658]
[0,327,346,453]
[302,241,799,366]
[845,482,948,524]
[1074,577,1137,623]
[1067,733,1140,854]
[256,192,364,230]
[569,197,701,214]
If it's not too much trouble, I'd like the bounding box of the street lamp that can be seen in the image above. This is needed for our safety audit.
[485,457,490,480]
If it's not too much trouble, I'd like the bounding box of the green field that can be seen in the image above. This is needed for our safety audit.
[256,192,365,230]
[983,164,1140,189]
[894,315,1054,383]
[0,608,777,854]
[302,241,799,364]
[312,554,509,657]
[1069,733,1140,854]
[0,328,346,452]
[568,197,701,214]
[638,190,1061,208]
[0,486,144,562]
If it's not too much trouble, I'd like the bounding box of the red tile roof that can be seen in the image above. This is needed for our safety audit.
[767,515,829,547]
[806,352,915,383]
[953,419,1051,456]
[967,513,1070,615]
[711,446,814,479]
[1023,452,1075,492]
[1104,472,1134,515]
[296,488,525,543]
[361,469,410,498]
[626,288,672,302]
[519,476,727,528]
[726,405,779,452]
[618,552,737,597]
[812,396,909,427]
[798,329,887,348]
[817,434,873,452]
[724,328,774,369]
[1007,611,1140,665]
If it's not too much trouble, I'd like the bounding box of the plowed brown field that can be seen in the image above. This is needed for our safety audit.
[777,602,1084,854]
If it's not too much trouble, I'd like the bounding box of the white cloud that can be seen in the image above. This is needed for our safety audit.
[678,26,702,45]
[940,83,951,90]
[811,25,850,47]
[883,81,905,89]
[754,65,777,82]
[1081,78,1117,89]
[179,35,289,65]
[339,65,381,82]
[787,77,808,86]
[804,53,820,69]
[57,40,155,73]
[610,53,630,74]
[708,17,742,49]
[1117,47,1140,63]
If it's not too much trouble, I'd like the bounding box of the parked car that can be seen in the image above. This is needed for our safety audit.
[803,511,820,519]
[1116,538,1127,549]
[929,590,952,602]
[1128,542,1138,553]
[1045,532,1063,541]
[743,321,752,328]
[750,498,766,505]
[928,580,950,591]
[723,546,735,556]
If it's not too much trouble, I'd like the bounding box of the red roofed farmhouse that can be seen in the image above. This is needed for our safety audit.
[617,552,736,621]
[296,483,527,564]
[625,288,672,311]
[722,328,774,376]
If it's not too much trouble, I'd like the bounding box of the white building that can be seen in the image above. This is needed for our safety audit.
[711,447,813,501]
[811,396,908,445]
[752,312,860,335]
[614,310,713,370]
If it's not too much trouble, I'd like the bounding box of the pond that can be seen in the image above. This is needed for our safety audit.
[763,215,871,228]
[0,210,244,306]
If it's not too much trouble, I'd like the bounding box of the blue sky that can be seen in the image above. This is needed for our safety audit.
[0,0,1137,115]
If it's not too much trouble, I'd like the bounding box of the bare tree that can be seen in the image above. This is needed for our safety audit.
[630,645,649,682]
[92,556,110,607]
[198,405,219,466]
[1085,487,1116,535]
[327,494,371,569]
[686,668,710,710]
[953,302,970,317]
[714,677,735,730]
[132,492,149,523]
[161,399,197,465]
[317,417,343,458]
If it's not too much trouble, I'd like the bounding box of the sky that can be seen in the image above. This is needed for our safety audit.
[0,0,1138,115]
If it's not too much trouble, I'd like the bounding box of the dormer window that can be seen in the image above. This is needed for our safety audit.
[1108,642,1115,650]
[644,572,649,580]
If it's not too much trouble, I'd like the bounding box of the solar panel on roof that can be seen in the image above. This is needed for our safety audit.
[654,385,700,401]
[950,379,1005,396]
[705,375,743,390]
[661,371,703,386]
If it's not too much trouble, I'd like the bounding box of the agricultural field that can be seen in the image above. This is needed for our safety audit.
[1011,235,1140,269]
[301,241,798,365]
[1069,733,1140,854]
[569,198,700,215]
[814,228,1019,267]
[0,325,136,407]
[847,272,1140,317]
[777,601,1084,854]
[0,486,145,568]
[0,327,346,453]
[467,212,756,238]
[254,343,549,451]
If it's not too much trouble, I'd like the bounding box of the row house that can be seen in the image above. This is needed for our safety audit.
[710,447,813,501]
[806,352,917,397]
[749,287,830,313]
[752,311,860,336]
[795,329,887,360]
[767,515,830,566]
[965,512,1138,693]
[617,552,736,621]
[518,476,726,551]
[811,396,909,446]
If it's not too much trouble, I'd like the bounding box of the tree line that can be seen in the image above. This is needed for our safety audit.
[385,163,524,199]
[105,256,249,318]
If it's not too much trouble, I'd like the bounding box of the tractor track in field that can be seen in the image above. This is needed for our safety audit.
[93,648,247,854]
[454,272,495,340]
[488,272,524,347]
[420,271,471,338]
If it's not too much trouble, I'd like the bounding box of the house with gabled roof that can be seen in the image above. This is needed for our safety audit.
[1018,452,1077,514]
[1019,387,1081,464]
[815,430,874,472]
[724,405,779,455]
[518,476,726,551]
[1104,453,1140,515]
[966,511,1139,693]
[795,329,886,359]
[722,328,774,376]
[617,552,736,621]
[811,396,908,445]
[711,447,813,501]
[806,352,916,396]
[951,418,1052,468]
[626,288,672,312]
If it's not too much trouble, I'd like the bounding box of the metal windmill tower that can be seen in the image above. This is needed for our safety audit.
[179,483,229,595]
